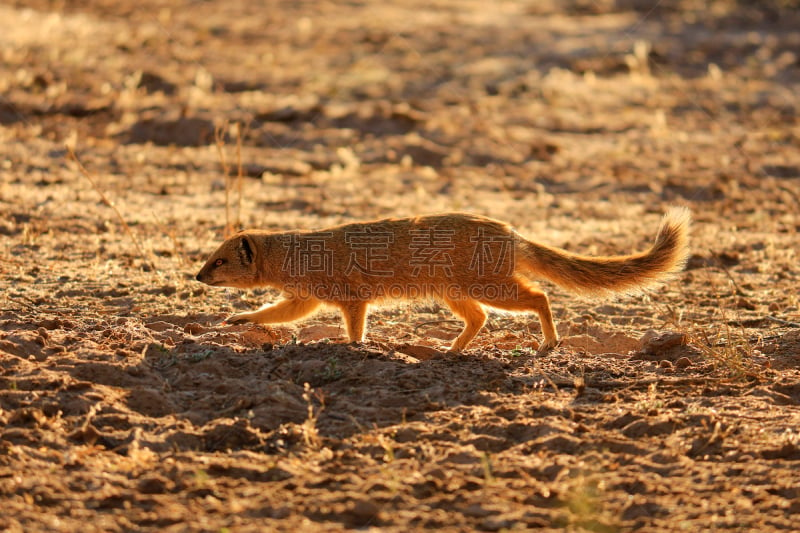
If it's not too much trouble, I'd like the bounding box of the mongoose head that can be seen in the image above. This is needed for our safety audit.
[196,232,260,288]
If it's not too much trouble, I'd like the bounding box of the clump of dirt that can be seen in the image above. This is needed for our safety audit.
[1,1,799,531]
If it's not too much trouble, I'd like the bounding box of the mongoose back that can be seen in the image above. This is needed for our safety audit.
[196,208,690,352]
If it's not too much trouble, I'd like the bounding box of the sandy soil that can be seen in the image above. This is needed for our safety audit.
[1,1,800,531]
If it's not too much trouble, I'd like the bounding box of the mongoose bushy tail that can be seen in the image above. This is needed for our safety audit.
[517,207,690,296]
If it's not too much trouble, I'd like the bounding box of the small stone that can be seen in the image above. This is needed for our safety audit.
[347,499,380,526]
[137,476,169,494]
[394,427,418,443]
[638,330,687,355]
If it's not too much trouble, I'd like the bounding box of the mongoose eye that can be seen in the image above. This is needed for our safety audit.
[214,258,225,267]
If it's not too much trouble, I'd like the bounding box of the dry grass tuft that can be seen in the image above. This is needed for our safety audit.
[214,121,248,237]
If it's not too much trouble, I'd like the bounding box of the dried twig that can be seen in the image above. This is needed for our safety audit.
[413,319,463,335]
[765,316,800,328]
[234,122,248,231]
[67,146,153,268]
[213,123,232,236]
[214,121,248,237]
[712,250,746,297]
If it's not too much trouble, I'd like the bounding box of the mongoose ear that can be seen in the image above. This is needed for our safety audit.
[239,235,254,265]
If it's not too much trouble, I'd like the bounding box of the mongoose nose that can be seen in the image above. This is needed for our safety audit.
[195,273,202,282]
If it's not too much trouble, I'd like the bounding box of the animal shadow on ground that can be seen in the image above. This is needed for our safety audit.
[2,312,799,463]
[0,311,558,457]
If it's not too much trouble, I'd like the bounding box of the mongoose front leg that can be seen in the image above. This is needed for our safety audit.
[337,301,369,343]
[444,298,488,352]
[227,297,321,325]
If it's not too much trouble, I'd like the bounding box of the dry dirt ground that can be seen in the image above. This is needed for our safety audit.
[2,1,800,531]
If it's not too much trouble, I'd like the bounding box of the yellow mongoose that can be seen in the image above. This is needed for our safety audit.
[196,208,690,352]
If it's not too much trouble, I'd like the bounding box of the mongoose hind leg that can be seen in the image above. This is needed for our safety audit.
[478,277,559,355]
[337,301,369,343]
[226,297,321,325]
[444,298,488,352]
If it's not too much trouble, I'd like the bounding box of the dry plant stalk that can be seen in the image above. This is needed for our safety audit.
[67,146,155,270]
[691,321,757,380]
[214,121,247,237]
[686,271,761,379]
[301,382,323,449]
[235,122,246,230]
[213,123,231,235]
[150,210,186,267]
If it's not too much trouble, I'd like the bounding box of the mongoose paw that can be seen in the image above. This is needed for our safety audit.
[224,313,253,325]
[536,338,560,356]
